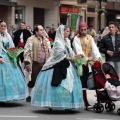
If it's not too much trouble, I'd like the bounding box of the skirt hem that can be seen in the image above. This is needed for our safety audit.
[0,93,28,102]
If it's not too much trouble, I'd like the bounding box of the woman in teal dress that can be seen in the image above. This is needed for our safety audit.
[0,20,28,102]
[31,25,83,110]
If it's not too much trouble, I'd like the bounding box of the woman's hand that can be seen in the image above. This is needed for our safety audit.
[85,57,93,65]
[0,58,4,63]
[66,56,72,61]
[88,57,93,61]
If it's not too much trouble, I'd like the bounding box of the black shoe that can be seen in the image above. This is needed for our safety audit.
[26,96,31,102]
[65,109,72,112]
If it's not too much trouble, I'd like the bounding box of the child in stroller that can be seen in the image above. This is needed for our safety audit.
[91,61,120,115]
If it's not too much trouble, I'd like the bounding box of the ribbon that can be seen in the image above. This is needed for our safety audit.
[12,58,18,67]
[77,62,83,76]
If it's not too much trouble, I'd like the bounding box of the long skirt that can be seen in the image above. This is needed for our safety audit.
[32,62,83,109]
[0,51,28,102]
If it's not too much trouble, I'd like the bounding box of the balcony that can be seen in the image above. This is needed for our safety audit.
[60,0,87,7]
[0,0,17,6]
[87,0,107,8]
[106,0,120,10]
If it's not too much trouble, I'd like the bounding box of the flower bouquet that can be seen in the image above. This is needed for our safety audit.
[48,37,54,46]
[7,47,24,67]
[94,60,101,69]
[93,59,103,73]
[72,54,87,76]
[88,57,102,67]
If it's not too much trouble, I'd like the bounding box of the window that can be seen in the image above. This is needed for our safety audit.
[15,6,25,29]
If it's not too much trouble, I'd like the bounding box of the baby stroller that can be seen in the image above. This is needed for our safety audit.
[89,61,120,115]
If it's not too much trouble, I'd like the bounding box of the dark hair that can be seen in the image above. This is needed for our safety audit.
[33,26,39,35]
[20,22,26,25]
[64,25,70,31]
[108,21,117,27]
[0,20,5,23]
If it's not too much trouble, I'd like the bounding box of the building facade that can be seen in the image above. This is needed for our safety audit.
[59,0,87,31]
[0,0,59,33]
[0,0,17,32]
[1,0,118,34]
[86,0,107,32]
[59,0,107,32]
[106,0,120,25]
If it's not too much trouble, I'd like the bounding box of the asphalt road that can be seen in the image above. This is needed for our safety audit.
[0,90,120,120]
[0,54,119,120]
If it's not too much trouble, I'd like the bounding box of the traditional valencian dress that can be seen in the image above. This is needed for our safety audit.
[31,25,83,110]
[0,32,28,102]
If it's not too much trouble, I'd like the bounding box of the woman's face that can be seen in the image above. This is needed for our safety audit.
[0,22,7,33]
[64,27,70,38]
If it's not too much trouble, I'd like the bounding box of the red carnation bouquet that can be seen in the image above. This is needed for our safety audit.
[48,37,54,46]
[94,60,101,69]
[7,47,24,67]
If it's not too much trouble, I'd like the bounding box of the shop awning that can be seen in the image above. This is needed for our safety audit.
[0,0,17,7]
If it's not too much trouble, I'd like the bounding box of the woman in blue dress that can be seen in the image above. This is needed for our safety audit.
[32,25,83,110]
[0,20,28,102]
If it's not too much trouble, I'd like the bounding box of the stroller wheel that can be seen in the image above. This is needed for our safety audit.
[105,102,115,112]
[117,108,120,116]
[93,103,104,113]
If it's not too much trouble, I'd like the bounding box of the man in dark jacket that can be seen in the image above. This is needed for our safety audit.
[13,22,31,69]
[99,21,120,77]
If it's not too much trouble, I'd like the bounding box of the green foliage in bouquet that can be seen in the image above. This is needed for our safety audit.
[72,54,87,76]
[7,47,24,67]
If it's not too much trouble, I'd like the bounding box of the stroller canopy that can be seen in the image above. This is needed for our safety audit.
[102,63,119,80]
